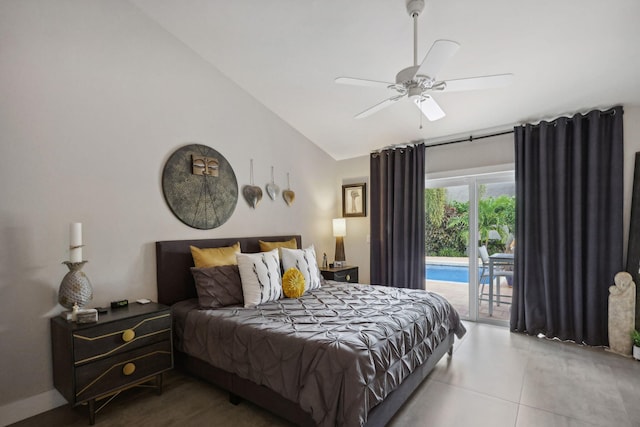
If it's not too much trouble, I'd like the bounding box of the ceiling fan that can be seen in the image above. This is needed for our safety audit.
[335,0,513,121]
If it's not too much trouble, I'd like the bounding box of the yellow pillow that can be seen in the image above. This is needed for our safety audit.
[259,238,298,253]
[282,268,306,298]
[190,242,241,268]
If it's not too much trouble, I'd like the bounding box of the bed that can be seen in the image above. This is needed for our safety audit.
[156,235,465,427]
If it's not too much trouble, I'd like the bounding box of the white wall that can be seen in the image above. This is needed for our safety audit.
[335,156,370,283]
[0,1,337,423]
[426,131,515,178]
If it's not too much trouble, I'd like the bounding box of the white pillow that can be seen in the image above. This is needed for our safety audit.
[236,249,283,308]
[281,245,322,291]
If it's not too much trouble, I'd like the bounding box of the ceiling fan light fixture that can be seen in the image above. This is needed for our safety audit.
[407,87,423,100]
[414,96,445,121]
[335,0,513,123]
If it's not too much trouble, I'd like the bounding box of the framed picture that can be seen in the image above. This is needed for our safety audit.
[342,183,366,217]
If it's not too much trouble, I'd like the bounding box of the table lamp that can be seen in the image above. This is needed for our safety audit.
[333,218,346,267]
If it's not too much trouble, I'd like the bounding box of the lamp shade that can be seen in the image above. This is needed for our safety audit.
[333,218,346,237]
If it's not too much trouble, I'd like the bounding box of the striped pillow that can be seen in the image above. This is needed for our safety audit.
[281,245,322,291]
[236,249,282,308]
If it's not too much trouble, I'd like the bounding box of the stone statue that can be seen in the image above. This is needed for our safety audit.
[608,272,636,356]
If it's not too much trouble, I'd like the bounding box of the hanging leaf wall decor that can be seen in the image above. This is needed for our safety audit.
[242,159,262,208]
[283,172,295,206]
[265,166,280,200]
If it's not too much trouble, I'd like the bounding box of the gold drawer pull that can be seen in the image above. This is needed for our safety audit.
[122,329,135,342]
[346,274,350,281]
[122,362,136,376]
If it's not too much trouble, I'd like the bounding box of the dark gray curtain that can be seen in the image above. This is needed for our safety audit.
[511,106,623,346]
[370,144,425,289]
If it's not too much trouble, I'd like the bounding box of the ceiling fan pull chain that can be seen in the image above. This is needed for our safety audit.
[249,159,254,185]
[419,102,423,129]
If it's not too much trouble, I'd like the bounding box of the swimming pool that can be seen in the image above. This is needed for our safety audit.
[426,264,475,283]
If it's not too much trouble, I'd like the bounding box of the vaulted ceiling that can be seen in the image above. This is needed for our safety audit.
[132,0,640,160]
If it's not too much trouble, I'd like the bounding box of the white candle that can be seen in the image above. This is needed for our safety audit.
[70,222,83,262]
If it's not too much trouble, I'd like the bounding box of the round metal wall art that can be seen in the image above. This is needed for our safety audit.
[162,144,238,229]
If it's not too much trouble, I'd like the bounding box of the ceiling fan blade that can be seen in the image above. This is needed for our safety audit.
[440,73,514,92]
[416,39,460,79]
[335,77,394,89]
[355,95,404,119]
[413,96,445,121]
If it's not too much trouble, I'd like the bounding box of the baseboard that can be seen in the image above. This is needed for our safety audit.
[0,389,66,426]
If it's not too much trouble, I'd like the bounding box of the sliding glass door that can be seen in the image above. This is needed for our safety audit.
[476,177,515,323]
[425,183,471,318]
[425,172,515,324]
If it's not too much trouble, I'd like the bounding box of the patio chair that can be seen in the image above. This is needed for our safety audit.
[478,245,513,309]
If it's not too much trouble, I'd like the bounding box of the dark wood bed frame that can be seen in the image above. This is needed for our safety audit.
[156,235,454,427]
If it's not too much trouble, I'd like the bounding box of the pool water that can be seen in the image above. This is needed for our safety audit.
[426,264,476,283]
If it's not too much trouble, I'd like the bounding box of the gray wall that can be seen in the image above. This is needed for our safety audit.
[0,1,338,422]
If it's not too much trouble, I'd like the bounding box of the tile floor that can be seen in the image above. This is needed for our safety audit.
[390,322,640,427]
[13,323,640,427]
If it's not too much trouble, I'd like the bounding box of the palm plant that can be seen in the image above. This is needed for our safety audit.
[478,195,514,247]
[447,195,515,248]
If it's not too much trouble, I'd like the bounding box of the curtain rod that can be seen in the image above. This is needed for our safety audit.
[370,129,514,154]
[373,106,621,153]
[425,129,514,149]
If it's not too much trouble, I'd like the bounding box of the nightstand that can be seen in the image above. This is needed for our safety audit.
[51,302,173,425]
[320,265,359,283]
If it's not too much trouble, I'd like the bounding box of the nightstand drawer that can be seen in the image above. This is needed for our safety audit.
[73,312,171,364]
[75,340,172,402]
[333,270,358,282]
[320,266,359,283]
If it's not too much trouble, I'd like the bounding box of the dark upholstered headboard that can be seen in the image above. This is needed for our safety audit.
[155,235,302,306]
